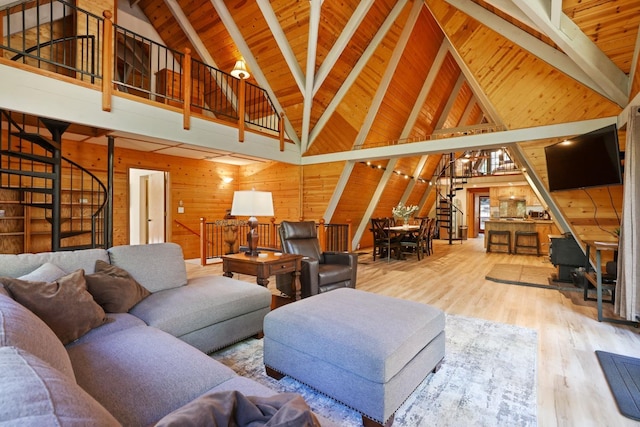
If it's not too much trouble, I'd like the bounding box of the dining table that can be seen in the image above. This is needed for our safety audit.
[385,225,420,260]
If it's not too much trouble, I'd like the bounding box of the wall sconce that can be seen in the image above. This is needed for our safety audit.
[230,59,250,79]
[222,177,234,184]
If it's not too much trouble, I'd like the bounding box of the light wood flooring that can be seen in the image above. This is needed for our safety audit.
[185,237,640,427]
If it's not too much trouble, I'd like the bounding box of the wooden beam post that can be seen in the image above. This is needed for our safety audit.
[102,11,113,112]
[182,48,192,130]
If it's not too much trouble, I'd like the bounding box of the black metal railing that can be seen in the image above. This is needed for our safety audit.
[2,0,103,84]
[1,0,281,135]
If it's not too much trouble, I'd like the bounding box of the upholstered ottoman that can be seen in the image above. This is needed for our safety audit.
[263,288,445,427]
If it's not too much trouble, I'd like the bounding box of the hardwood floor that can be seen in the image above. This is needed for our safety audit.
[185,237,640,427]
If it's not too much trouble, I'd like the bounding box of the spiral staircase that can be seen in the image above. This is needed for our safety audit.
[0,109,108,252]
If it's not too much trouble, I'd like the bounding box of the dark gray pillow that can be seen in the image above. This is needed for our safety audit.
[86,260,151,313]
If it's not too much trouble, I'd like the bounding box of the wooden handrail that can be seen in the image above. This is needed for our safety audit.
[175,219,200,237]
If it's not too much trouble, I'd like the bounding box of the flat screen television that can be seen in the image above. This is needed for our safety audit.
[545,124,622,192]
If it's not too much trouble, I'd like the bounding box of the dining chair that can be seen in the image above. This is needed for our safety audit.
[425,217,437,256]
[400,217,430,260]
[370,217,402,261]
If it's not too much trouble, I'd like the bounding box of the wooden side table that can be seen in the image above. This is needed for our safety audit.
[222,252,303,301]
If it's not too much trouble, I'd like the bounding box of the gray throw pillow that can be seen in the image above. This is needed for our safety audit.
[0,270,107,345]
[86,260,151,313]
[18,262,67,283]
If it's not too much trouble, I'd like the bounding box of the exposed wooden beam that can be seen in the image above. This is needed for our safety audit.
[307,0,408,149]
[352,159,399,251]
[322,160,354,223]
[256,0,305,95]
[301,0,322,153]
[162,0,235,119]
[443,0,618,107]
[209,0,301,146]
[511,0,629,106]
[302,117,617,164]
[549,0,562,29]
[313,0,374,96]
[352,0,422,149]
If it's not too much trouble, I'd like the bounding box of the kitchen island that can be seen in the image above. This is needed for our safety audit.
[484,219,559,254]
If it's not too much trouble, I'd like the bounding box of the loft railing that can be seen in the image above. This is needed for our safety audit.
[1,0,103,84]
[198,218,352,266]
[0,0,282,142]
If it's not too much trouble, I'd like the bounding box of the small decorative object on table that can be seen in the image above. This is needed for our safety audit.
[392,202,419,229]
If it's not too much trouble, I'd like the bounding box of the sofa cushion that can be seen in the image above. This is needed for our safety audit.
[86,260,151,312]
[0,346,119,427]
[0,294,75,380]
[0,270,107,345]
[108,243,188,292]
[129,275,271,338]
[0,248,109,278]
[67,325,238,426]
[66,313,147,347]
[18,262,66,282]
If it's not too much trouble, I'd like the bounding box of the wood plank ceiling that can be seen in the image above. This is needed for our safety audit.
[129,0,639,246]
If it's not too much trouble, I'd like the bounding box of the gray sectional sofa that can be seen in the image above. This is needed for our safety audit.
[0,243,329,426]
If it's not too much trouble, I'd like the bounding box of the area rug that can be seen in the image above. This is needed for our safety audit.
[211,314,537,426]
[486,263,580,291]
[596,350,640,421]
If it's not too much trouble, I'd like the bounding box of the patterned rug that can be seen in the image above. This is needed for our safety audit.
[211,314,537,426]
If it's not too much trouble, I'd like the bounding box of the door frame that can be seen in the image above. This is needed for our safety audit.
[466,187,490,238]
[128,168,169,245]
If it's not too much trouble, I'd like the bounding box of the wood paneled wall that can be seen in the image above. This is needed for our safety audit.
[61,139,238,259]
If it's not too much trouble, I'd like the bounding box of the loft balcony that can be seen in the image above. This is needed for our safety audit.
[0,0,285,150]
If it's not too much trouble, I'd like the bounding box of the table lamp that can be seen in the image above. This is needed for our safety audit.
[230,189,274,256]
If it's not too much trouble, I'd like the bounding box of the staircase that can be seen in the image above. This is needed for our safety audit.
[434,153,468,244]
[0,110,107,252]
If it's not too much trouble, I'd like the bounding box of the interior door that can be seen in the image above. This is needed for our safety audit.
[146,172,165,244]
[479,196,490,233]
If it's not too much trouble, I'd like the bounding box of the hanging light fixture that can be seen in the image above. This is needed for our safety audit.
[230,59,250,79]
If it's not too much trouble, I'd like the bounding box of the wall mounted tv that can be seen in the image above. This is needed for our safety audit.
[545,124,622,192]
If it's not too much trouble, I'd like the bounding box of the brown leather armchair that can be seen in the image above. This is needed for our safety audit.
[275,221,357,298]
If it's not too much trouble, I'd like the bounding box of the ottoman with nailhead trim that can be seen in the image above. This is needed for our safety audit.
[263,288,445,427]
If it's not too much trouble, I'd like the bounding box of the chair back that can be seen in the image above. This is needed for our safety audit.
[370,217,391,240]
[279,221,323,261]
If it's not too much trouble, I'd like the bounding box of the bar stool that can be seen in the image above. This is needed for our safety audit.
[514,231,540,256]
[487,230,511,254]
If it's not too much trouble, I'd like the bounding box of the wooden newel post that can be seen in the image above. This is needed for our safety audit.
[318,219,327,252]
[238,78,246,142]
[347,219,353,252]
[200,217,206,266]
[183,48,192,130]
[269,217,277,248]
[279,112,285,151]
[102,11,113,112]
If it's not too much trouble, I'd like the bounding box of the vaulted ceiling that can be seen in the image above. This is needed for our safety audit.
[129,0,638,165]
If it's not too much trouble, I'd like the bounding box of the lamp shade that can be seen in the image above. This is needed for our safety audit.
[230,60,250,79]
[230,190,274,217]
